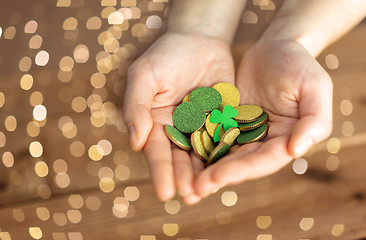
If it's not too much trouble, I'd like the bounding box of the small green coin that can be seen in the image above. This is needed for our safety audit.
[189,87,222,112]
[238,112,268,131]
[237,124,268,144]
[164,125,192,151]
[173,102,206,133]
[207,142,231,166]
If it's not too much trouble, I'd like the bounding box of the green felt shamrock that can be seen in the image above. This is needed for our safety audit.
[209,105,239,142]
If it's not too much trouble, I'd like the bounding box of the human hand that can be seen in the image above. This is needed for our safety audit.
[123,32,235,203]
[194,40,333,197]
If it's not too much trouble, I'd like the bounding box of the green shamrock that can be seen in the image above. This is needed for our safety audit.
[209,105,239,142]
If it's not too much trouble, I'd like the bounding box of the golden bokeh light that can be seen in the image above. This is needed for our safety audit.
[2,151,14,168]
[35,161,49,177]
[67,210,82,223]
[4,26,16,39]
[52,213,68,226]
[331,224,345,237]
[99,177,115,193]
[68,194,84,209]
[19,56,32,72]
[292,158,308,174]
[162,223,179,237]
[0,92,5,108]
[29,35,43,49]
[30,91,44,106]
[146,15,162,29]
[57,0,71,7]
[29,227,42,239]
[327,138,341,154]
[5,115,17,132]
[73,44,89,63]
[88,145,104,161]
[325,54,339,70]
[70,141,85,157]
[164,200,180,215]
[257,234,273,240]
[341,121,354,137]
[35,50,50,66]
[33,104,47,121]
[299,217,314,231]
[221,191,238,207]
[29,141,43,158]
[0,131,6,147]
[26,121,40,137]
[86,16,102,30]
[36,207,50,221]
[63,17,78,30]
[12,208,25,222]
[98,166,114,179]
[326,155,340,171]
[24,20,38,33]
[20,74,34,90]
[53,159,68,174]
[90,72,106,88]
[85,196,101,211]
[55,173,71,188]
[256,216,272,229]
[340,99,353,116]
[242,11,258,24]
[59,56,75,71]
[37,184,52,199]
[115,164,130,181]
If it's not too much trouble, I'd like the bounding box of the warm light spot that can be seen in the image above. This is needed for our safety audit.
[12,208,25,222]
[162,223,179,237]
[242,11,258,24]
[221,191,238,207]
[331,224,345,237]
[342,121,354,137]
[19,56,32,72]
[114,197,129,212]
[108,11,124,24]
[124,186,140,202]
[299,217,314,231]
[0,92,5,107]
[71,96,87,113]
[52,213,67,226]
[104,38,119,52]
[63,17,78,30]
[73,44,89,63]
[121,0,136,7]
[88,145,104,161]
[256,216,272,229]
[90,72,106,88]
[70,141,85,157]
[140,236,156,240]
[26,121,40,137]
[0,27,2,38]
[4,26,16,39]
[55,173,71,188]
[37,184,51,199]
[35,161,49,177]
[35,50,49,66]
[29,141,43,158]
[29,227,42,239]
[52,233,67,240]
[326,155,340,171]
[85,196,101,211]
[57,0,71,7]
[325,54,339,70]
[30,91,43,106]
[327,138,341,154]
[2,151,14,168]
[115,164,130,181]
[86,16,102,29]
[97,139,112,156]
[146,15,162,29]
[257,234,272,240]
[67,210,82,223]
[36,207,50,221]
[98,166,114,179]
[59,56,74,71]
[101,0,117,6]
[20,74,33,90]
[33,104,47,121]
[29,35,43,49]
[216,211,232,225]
[292,158,308,174]
[24,20,38,33]
[68,194,84,209]
[0,131,6,147]
[53,159,68,173]
[164,200,181,215]
[5,116,17,132]
[99,177,115,192]
[58,70,73,82]
[68,232,83,240]
[340,99,353,116]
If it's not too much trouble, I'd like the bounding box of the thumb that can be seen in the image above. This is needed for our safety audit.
[289,70,333,158]
[123,60,156,152]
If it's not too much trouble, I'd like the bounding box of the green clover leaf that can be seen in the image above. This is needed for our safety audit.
[209,105,239,142]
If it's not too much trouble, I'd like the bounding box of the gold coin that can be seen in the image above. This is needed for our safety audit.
[201,129,215,155]
[206,142,230,166]
[205,114,225,139]
[191,130,209,161]
[233,105,263,123]
[182,94,190,103]
[212,82,240,110]
[220,127,240,146]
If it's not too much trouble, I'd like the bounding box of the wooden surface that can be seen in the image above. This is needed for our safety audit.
[1,1,366,240]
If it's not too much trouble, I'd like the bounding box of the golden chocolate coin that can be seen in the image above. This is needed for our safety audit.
[220,127,240,146]
[237,124,268,144]
[233,105,263,123]
[164,125,192,151]
[238,112,268,131]
[212,82,240,110]
[182,94,190,103]
[201,129,215,155]
[191,130,209,161]
[206,142,231,166]
[205,114,225,139]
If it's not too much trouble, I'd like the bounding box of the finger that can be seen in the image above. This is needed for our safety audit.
[189,152,205,176]
[172,146,194,197]
[123,58,157,151]
[144,121,175,201]
[194,136,291,197]
[289,69,333,158]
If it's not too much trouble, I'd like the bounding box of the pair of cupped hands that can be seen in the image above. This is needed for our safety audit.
[123,32,333,205]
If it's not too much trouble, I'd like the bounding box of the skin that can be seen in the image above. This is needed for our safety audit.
[123,0,366,203]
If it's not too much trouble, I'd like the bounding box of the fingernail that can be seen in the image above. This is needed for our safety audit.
[294,138,312,157]
[128,126,138,149]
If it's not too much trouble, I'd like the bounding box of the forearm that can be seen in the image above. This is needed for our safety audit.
[167,0,247,44]
[259,0,366,56]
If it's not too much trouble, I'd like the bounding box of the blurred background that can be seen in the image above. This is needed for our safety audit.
[1,0,366,239]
